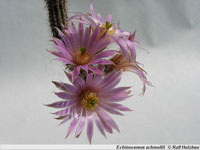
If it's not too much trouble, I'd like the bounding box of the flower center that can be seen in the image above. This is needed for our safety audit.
[111,54,129,70]
[81,91,98,110]
[74,47,91,65]
[101,21,116,36]
[105,21,113,30]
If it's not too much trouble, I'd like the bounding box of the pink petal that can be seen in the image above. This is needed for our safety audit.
[92,74,103,87]
[103,87,131,96]
[75,109,86,138]
[46,101,69,108]
[91,39,112,56]
[87,116,94,144]
[96,110,113,134]
[55,115,70,120]
[80,65,88,73]
[52,107,70,116]
[90,0,96,19]
[103,75,121,90]
[67,31,77,51]
[52,81,67,92]
[64,71,73,83]
[100,103,124,116]
[101,95,132,102]
[52,43,72,60]
[73,76,85,90]
[112,37,129,59]
[55,29,74,55]
[58,115,72,126]
[51,101,76,110]
[47,49,65,59]
[97,72,121,89]
[52,38,65,49]
[92,50,118,60]
[105,103,132,111]
[75,117,85,138]
[129,31,136,42]
[88,66,104,75]
[88,25,99,49]
[78,12,97,27]
[71,22,77,34]
[93,112,106,138]
[60,82,78,93]
[66,116,79,138]
[55,57,75,65]
[127,40,136,59]
[86,73,93,86]
[69,19,89,25]
[71,23,79,48]
[54,92,75,100]
[106,14,112,22]
[97,108,120,132]
[79,23,84,46]
[83,26,91,49]
[97,13,103,22]
[126,68,151,95]
[72,67,81,82]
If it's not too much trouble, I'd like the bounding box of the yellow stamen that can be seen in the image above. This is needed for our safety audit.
[107,28,116,36]
[81,92,98,110]
[74,47,91,65]
[101,22,116,36]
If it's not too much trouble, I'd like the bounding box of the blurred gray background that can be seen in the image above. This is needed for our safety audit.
[0,0,200,144]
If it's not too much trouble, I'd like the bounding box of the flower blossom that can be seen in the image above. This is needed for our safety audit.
[67,1,152,94]
[46,0,152,144]
[68,1,136,60]
[48,22,118,81]
[46,72,132,143]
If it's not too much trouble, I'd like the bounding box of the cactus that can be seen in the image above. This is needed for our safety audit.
[45,0,68,38]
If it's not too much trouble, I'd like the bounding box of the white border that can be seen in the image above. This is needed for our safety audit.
[0,144,200,150]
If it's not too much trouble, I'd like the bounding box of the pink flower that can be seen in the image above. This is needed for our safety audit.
[68,1,136,60]
[48,22,118,81]
[69,1,130,37]
[46,72,132,143]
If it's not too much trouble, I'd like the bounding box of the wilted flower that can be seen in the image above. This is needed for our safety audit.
[46,72,132,143]
[48,22,118,81]
[106,53,152,95]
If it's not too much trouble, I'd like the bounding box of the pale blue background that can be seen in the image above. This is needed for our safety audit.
[0,0,200,144]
